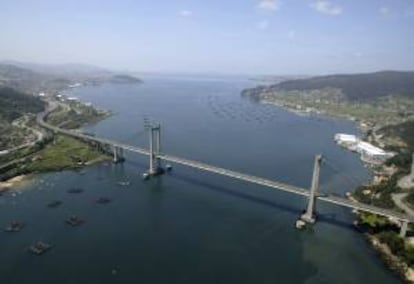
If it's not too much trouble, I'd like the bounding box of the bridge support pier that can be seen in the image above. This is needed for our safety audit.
[113,146,125,163]
[144,123,165,179]
[400,220,409,238]
[301,154,322,224]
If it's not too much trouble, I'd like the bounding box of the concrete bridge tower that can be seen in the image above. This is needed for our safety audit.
[147,123,163,176]
[113,146,125,163]
[301,154,322,224]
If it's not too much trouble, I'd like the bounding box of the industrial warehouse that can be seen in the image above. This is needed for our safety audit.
[334,133,395,165]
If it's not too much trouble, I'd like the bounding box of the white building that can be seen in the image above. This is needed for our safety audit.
[334,133,358,150]
[334,133,394,165]
[356,141,387,156]
[335,133,358,144]
[357,141,394,164]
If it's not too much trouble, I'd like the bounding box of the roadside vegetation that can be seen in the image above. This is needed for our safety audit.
[354,174,401,209]
[0,87,45,151]
[376,231,414,267]
[0,135,109,182]
[0,87,111,184]
[26,135,108,172]
[46,102,109,129]
[354,121,414,279]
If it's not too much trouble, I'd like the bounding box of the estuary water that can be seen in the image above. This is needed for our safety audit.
[0,75,401,283]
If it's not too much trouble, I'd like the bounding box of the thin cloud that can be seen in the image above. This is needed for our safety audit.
[257,0,281,12]
[288,30,296,40]
[257,20,269,30]
[179,10,193,17]
[354,52,363,58]
[379,6,391,16]
[405,5,414,17]
[311,1,342,16]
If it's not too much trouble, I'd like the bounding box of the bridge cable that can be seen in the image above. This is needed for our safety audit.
[120,129,147,144]
[322,157,367,191]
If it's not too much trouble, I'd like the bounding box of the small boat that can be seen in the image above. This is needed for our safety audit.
[165,164,173,171]
[65,215,85,227]
[96,197,111,204]
[4,221,25,232]
[67,188,84,194]
[47,200,63,208]
[142,173,150,180]
[29,241,52,255]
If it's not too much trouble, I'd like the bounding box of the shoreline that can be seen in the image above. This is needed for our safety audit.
[260,97,414,283]
[369,234,414,283]
[0,98,112,187]
[0,175,29,192]
[261,99,374,134]
[0,153,110,193]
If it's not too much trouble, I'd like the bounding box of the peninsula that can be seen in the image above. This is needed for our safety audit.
[0,62,143,190]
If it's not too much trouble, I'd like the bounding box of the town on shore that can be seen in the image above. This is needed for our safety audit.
[243,71,414,282]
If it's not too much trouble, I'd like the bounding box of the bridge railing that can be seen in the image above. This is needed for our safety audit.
[36,103,413,224]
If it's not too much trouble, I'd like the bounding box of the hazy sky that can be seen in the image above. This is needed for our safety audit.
[1,0,413,75]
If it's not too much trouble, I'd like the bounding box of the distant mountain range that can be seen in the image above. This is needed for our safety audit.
[0,61,142,94]
[243,71,414,101]
[0,60,110,78]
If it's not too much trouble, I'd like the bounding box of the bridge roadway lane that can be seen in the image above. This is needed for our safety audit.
[37,104,414,223]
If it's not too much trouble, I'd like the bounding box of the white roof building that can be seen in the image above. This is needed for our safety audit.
[356,141,387,156]
[334,133,395,165]
[335,133,358,143]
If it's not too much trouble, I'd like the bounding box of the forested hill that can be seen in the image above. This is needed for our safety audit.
[0,62,142,94]
[0,87,45,122]
[250,71,414,101]
[110,74,142,84]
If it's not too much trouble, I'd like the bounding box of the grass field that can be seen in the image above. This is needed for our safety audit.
[47,103,109,129]
[26,135,109,173]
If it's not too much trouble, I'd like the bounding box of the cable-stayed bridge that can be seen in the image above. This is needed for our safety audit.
[37,103,412,237]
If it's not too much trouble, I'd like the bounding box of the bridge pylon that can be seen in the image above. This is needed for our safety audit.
[113,146,125,163]
[301,154,322,224]
[143,123,166,179]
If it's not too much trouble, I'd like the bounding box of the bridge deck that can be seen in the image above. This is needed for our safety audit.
[37,105,413,223]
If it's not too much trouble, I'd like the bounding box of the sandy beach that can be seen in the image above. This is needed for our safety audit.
[0,175,27,192]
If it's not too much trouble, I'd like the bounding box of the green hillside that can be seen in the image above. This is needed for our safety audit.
[265,71,414,101]
[246,71,414,100]
[0,87,44,122]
